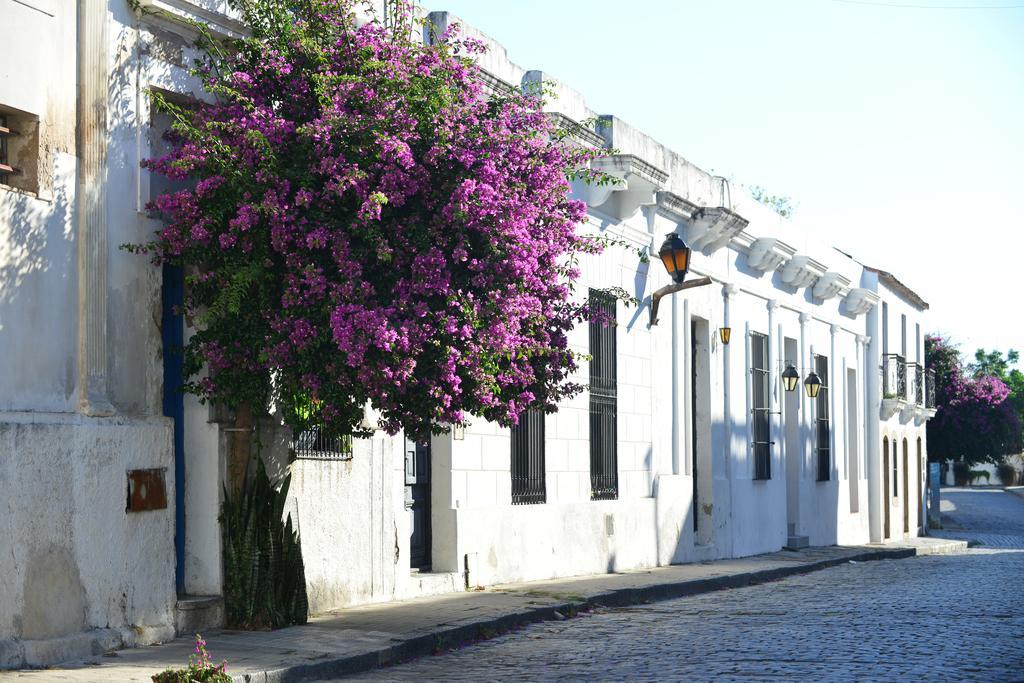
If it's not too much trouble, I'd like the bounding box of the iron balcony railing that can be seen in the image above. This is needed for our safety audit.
[926,368,936,409]
[882,354,907,401]
[908,362,923,406]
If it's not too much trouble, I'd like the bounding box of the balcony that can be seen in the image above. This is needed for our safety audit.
[908,362,923,405]
[918,367,938,423]
[880,354,907,420]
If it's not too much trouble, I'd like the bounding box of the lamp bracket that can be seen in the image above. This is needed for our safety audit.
[649,277,713,326]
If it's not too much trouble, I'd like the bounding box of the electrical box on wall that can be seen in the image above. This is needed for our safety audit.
[126,468,168,512]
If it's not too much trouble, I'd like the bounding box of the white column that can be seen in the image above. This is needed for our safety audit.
[671,294,681,476]
[798,312,810,479]
[767,300,778,477]
[722,284,737,480]
[856,334,869,483]
[681,297,692,476]
[77,0,114,416]
[830,324,838,480]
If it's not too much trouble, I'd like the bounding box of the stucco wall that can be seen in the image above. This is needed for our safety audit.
[271,432,405,613]
[0,0,78,413]
[0,414,175,649]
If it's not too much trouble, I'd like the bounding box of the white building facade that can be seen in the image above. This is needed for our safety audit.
[0,1,934,668]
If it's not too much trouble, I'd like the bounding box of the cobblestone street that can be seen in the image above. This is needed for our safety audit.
[345,489,1024,682]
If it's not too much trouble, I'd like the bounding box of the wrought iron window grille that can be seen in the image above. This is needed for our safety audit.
[0,114,19,185]
[750,332,772,480]
[589,289,618,501]
[815,354,831,482]
[511,407,546,505]
[290,426,353,461]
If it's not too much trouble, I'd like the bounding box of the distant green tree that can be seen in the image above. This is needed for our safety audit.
[971,348,1019,381]
[970,348,1024,445]
[747,185,795,219]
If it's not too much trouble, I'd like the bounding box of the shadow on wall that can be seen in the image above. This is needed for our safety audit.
[0,170,74,410]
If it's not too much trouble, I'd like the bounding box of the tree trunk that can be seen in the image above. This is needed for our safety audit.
[227,402,254,499]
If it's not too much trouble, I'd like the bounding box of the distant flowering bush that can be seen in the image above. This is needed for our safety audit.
[152,634,229,683]
[926,334,1022,465]
[139,0,605,438]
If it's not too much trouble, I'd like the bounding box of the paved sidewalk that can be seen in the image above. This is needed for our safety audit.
[6,537,965,682]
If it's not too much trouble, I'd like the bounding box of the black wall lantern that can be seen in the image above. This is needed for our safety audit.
[649,232,712,326]
[804,370,822,398]
[782,364,800,392]
[658,233,691,284]
[719,327,731,345]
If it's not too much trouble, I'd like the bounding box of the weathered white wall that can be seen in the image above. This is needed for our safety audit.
[0,0,78,413]
[279,435,403,613]
[0,415,175,653]
[0,0,208,659]
[181,394,223,596]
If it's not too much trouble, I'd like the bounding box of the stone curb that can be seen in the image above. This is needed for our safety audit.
[239,542,964,682]
[1004,486,1024,500]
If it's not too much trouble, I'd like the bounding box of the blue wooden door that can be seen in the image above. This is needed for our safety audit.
[161,264,185,594]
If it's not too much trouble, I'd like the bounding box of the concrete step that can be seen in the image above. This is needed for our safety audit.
[785,535,810,550]
[0,628,121,669]
[174,595,224,636]
[400,571,462,599]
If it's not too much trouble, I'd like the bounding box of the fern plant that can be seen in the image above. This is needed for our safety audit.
[220,458,308,629]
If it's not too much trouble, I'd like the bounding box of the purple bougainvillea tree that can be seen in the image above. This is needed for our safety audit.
[139,0,608,459]
[925,334,1022,466]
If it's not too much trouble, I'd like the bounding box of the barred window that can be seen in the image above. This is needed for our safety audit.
[815,354,831,481]
[751,332,771,480]
[589,290,618,501]
[0,113,16,186]
[511,407,546,505]
[291,426,353,461]
[0,107,39,193]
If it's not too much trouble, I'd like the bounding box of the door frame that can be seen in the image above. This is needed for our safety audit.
[882,437,890,540]
[902,438,910,535]
[162,264,185,595]
[405,436,432,570]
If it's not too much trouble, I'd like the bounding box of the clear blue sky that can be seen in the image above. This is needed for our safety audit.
[429,0,1024,362]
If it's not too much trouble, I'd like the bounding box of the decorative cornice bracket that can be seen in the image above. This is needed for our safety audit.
[687,207,749,254]
[576,154,668,220]
[843,288,881,317]
[812,272,852,301]
[746,237,796,273]
[654,190,699,223]
[781,255,827,290]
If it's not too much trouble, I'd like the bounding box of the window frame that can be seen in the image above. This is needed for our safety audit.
[815,354,831,482]
[588,289,618,501]
[511,407,546,505]
[750,331,772,480]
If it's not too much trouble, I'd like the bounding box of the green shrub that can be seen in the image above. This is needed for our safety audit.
[221,458,308,630]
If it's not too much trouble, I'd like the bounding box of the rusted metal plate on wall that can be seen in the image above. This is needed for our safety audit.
[126,468,168,512]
